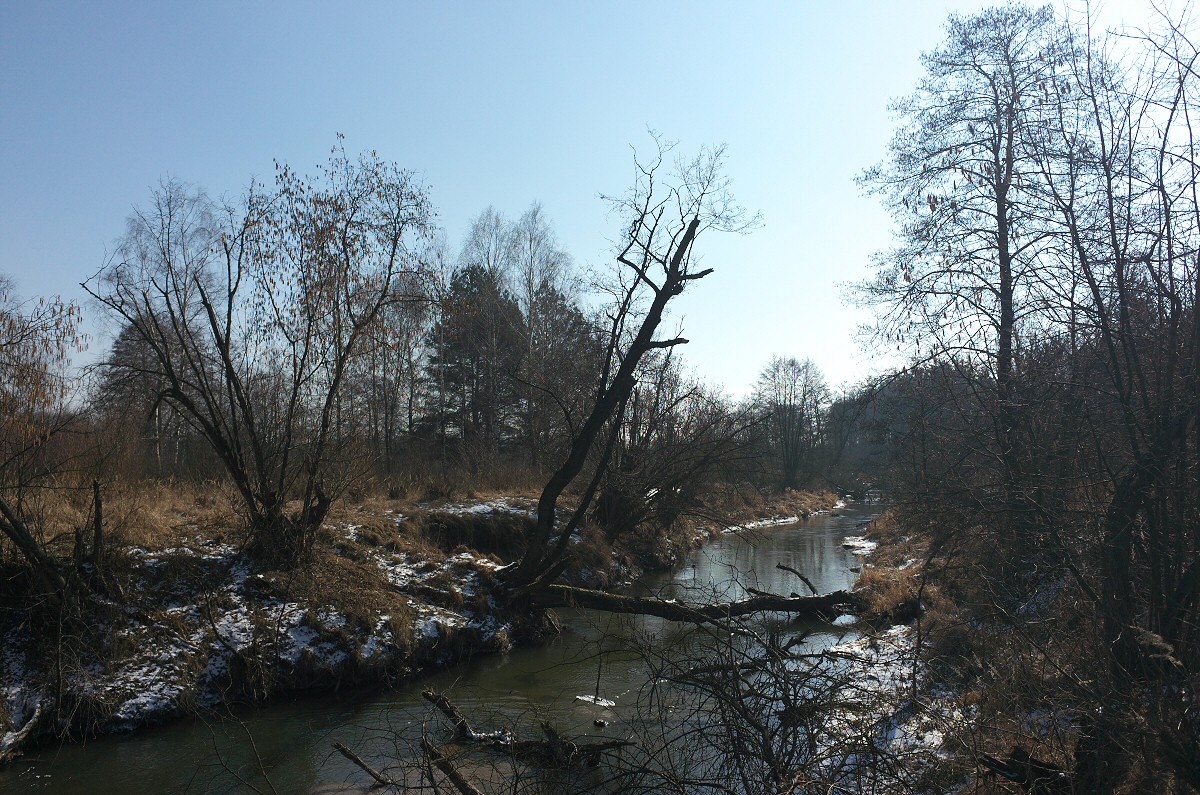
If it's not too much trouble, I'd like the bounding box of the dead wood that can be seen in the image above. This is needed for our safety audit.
[531,583,864,622]
[776,562,819,595]
[332,741,400,788]
[423,689,632,770]
[422,688,476,739]
[422,738,485,795]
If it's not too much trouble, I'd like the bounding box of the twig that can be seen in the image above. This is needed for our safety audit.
[776,563,819,595]
[422,738,485,795]
[333,741,400,789]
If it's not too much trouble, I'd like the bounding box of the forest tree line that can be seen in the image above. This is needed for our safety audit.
[1,142,855,580]
[88,185,843,492]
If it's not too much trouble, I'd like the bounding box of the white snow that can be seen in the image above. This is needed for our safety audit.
[841,536,878,556]
[433,499,535,517]
[723,515,800,534]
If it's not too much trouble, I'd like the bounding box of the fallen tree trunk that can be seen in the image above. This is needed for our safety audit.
[422,689,478,740]
[0,703,44,766]
[422,738,485,795]
[423,689,631,769]
[0,496,67,598]
[530,584,865,622]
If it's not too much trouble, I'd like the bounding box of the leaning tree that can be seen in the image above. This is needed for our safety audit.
[497,138,756,592]
[0,275,85,598]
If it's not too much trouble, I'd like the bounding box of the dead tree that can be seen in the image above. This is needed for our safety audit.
[500,138,757,594]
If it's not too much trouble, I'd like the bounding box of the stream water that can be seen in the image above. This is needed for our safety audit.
[0,503,880,794]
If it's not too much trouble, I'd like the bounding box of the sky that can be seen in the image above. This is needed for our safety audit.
[0,0,1164,397]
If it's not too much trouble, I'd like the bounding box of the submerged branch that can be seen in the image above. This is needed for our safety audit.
[332,742,400,789]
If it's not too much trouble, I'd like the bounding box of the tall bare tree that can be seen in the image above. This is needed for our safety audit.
[86,146,437,566]
[754,356,830,489]
[501,138,757,592]
[859,4,1067,515]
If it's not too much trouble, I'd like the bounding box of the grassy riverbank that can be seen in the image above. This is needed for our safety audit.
[850,509,1129,793]
[0,485,842,764]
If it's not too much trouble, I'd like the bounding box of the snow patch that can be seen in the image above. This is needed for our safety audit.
[433,499,535,518]
[841,536,878,556]
[723,515,800,534]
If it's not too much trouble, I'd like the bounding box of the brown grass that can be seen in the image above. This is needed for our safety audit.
[106,479,242,547]
[252,544,416,639]
[719,487,841,524]
[770,488,841,517]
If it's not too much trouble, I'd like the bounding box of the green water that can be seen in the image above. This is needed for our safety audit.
[0,504,878,794]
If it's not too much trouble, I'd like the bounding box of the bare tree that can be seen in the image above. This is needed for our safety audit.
[0,275,85,596]
[862,6,1200,790]
[859,4,1068,516]
[86,146,437,566]
[499,138,757,592]
[753,356,830,489]
[510,203,580,469]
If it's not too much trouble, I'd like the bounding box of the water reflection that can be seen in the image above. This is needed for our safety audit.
[0,504,878,794]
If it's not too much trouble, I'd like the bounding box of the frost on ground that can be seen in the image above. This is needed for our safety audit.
[0,517,525,761]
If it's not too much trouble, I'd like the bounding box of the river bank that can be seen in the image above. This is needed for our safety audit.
[0,489,843,766]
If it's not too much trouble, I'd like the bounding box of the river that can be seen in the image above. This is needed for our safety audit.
[0,503,880,794]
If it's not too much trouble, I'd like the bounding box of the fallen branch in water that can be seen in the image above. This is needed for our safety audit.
[776,563,820,595]
[332,741,400,789]
[422,689,477,740]
[530,583,864,622]
[422,738,485,795]
[422,689,631,769]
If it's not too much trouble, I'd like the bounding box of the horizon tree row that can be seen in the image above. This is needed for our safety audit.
[92,194,842,496]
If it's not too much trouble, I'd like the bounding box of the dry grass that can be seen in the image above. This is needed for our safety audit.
[102,479,242,548]
[768,488,841,517]
[0,478,241,563]
[863,510,1188,793]
[856,564,936,625]
[418,511,534,560]
[252,540,416,640]
[721,486,841,521]
[367,462,545,505]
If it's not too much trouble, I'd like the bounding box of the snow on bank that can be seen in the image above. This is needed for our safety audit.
[722,515,801,534]
[0,524,524,761]
[817,624,965,789]
[842,535,878,555]
[432,499,535,518]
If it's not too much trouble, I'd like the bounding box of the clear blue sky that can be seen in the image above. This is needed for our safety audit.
[0,1,1155,395]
